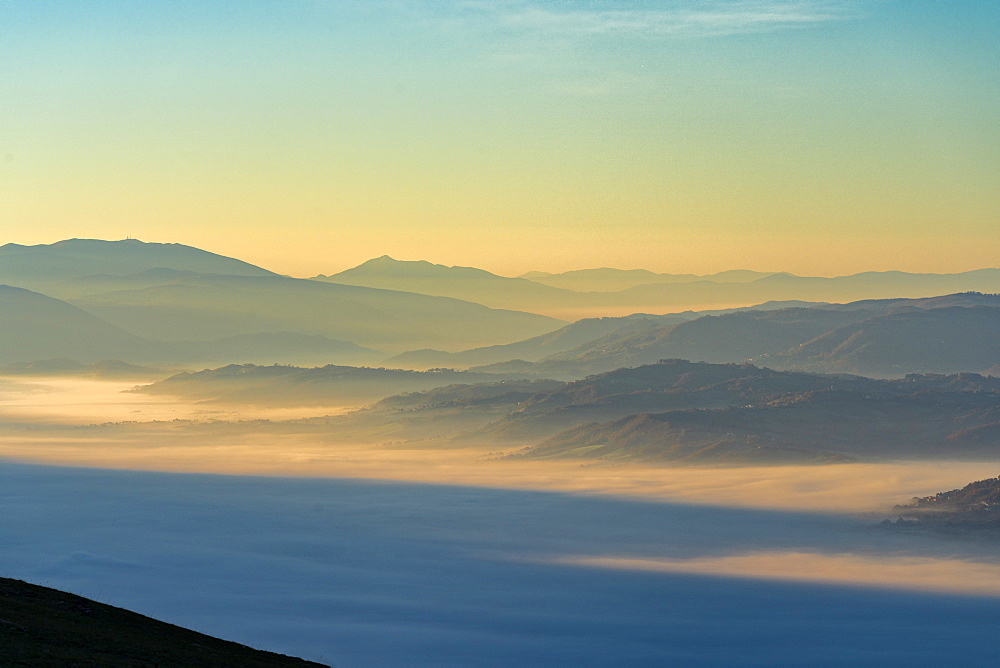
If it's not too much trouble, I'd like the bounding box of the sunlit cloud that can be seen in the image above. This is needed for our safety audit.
[439,1,862,96]
[462,1,856,39]
[557,551,1000,597]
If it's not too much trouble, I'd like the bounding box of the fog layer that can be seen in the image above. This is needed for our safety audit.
[3,377,1000,665]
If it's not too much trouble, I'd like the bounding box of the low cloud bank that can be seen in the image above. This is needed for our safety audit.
[3,463,1000,666]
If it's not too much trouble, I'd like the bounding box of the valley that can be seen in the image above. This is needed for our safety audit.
[1,238,999,667]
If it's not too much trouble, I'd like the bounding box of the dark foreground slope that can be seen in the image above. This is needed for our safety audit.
[0,577,326,667]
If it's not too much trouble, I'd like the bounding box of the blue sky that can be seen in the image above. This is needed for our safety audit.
[1,0,997,275]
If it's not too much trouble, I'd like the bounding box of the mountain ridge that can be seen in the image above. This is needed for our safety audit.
[69,273,564,353]
[323,253,1000,318]
[469,294,1000,380]
[0,238,276,299]
[312,359,1000,464]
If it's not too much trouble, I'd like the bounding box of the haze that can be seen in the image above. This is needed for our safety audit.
[4,260,1000,666]
[0,374,994,513]
[2,1,1000,665]
[2,0,997,276]
[5,375,1000,665]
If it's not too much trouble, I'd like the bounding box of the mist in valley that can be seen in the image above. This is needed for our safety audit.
[3,375,1000,664]
[3,0,997,660]
[4,264,1000,665]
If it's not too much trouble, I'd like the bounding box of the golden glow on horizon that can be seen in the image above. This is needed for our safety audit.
[555,552,1000,598]
[1,375,994,516]
[1,1,996,278]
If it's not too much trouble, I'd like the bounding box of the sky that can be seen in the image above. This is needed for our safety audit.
[1,0,997,277]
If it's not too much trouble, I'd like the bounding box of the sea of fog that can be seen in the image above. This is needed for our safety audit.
[3,377,1000,666]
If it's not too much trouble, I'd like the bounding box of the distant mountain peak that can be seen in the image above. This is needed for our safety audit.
[333,256,500,280]
[358,256,442,269]
[0,238,277,288]
[51,237,147,247]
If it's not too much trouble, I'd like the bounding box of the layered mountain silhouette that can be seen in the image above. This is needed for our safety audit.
[71,274,562,353]
[384,313,694,370]
[0,285,381,367]
[0,285,156,364]
[322,254,1000,319]
[528,384,1000,463]
[0,358,163,378]
[332,359,1000,464]
[464,294,1000,379]
[315,255,579,312]
[4,239,998,377]
[137,363,546,406]
[0,238,275,298]
[755,306,1000,376]
[573,268,1000,319]
[520,267,776,292]
[480,307,867,379]
[176,331,381,367]
[0,239,565,363]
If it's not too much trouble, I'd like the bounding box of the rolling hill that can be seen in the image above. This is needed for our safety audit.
[473,307,872,379]
[0,238,565,362]
[755,306,1000,376]
[384,313,692,370]
[328,257,1000,318]
[890,475,1000,529]
[70,274,564,354]
[136,363,544,406]
[0,358,165,378]
[171,331,381,367]
[472,294,1000,380]
[527,393,1000,463]
[0,238,275,298]
[0,285,384,367]
[596,269,1000,314]
[315,255,580,312]
[7,239,999,371]
[520,267,776,292]
[520,369,1000,464]
[313,359,1000,464]
[0,285,157,364]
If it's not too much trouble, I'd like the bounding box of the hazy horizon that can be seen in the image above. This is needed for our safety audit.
[5,375,1000,665]
[5,236,1000,282]
[3,1,998,664]
[2,1,997,277]
[4,258,1000,666]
